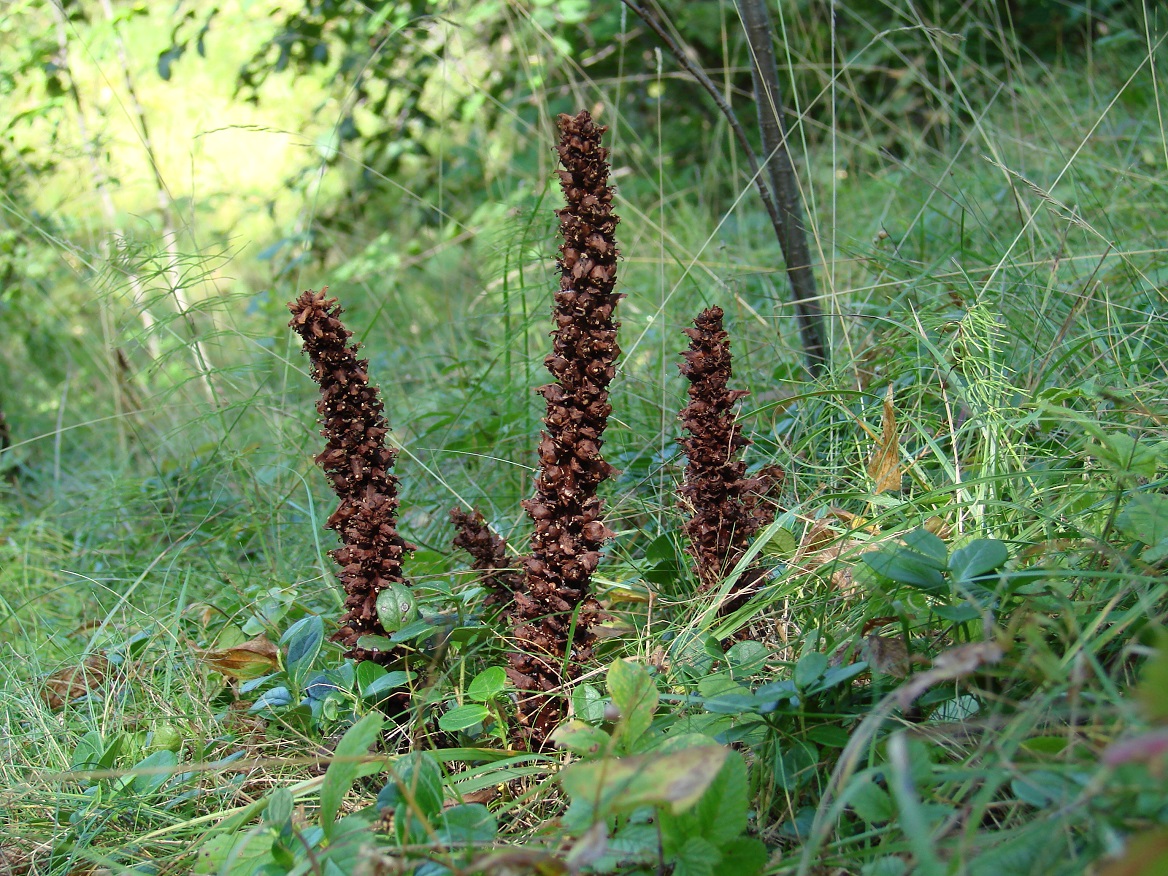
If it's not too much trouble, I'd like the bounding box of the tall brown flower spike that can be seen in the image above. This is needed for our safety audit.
[450,507,521,606]
[507,111,622,745]
[678,306,782,613]
[288,288,416,665]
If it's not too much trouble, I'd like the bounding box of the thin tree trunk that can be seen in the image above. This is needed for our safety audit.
[737,0,827,373]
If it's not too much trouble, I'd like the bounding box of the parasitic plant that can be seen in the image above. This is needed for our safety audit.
[450,507,521,606]
[289,288,416,665]
[678,306,782,613]
[507,111,622,745]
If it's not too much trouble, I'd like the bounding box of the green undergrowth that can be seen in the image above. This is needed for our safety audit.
[2,2,1167,875]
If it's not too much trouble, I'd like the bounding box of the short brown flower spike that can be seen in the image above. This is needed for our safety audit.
[450,507,521,606]
[678,306,782,613]
[508,111,622,745]
[289,288,416,664]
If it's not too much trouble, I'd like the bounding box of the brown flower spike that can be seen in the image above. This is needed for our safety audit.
[450,507,521,606]
[289,288,416,664]
[507,111,622,745]
[678,307,782,612]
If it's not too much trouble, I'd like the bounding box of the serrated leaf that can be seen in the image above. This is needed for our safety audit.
[607,659,658,749]
[672,835,721,876]
[1118,494,1168,551]
[691,751,749,845]
[948,540,1008,583]
[320,712,383,838]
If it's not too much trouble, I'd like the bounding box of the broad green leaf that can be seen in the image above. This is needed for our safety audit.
[718,837,768,876]
[903,528,948,564]
[266,786,294,827]
[438,803,497,845]
[362,670,414,699]
[572,683,606,723]
[550,720,612,756]
[863,546,947,594]
[389,751,445,820]
[607,659,658,749]
[71,730,105,771]
[438,704,490,732]
[726,640,769,678]
[282,615,323,682]
[848,778,893,823]
[192,831,273,876]
[1118,494,1168,558]
[559,745,728,817]
[691,750,749,845]
[671,836,721,876]
[1089,433,1159,479]
[794,652,828,689]
[948,540,1008,583]
[130,749,177,795]
[319,712,383,838]
[467,666,509,702]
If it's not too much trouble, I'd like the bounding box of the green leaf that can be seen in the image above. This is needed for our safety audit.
[319,712,383,838]
[362,670,414,699]
[560,746,728,818]
[903,528,948,563]
[572,683,606,723]
[550,720,612,756]
[438,803,497,845]
[1118,494,1168,557]
[726,640,769,678]
[438,704,491,732]
[282,614,323,683]
[390,751,445,819]
[265,786,294,827]
[718,837,768,875]
[467,666,509,702]
[863,546,947,594]
[848,778,893,823]
[671,836,721,876]
[1089,433,1159,479]
[71,730,105,771]
[131,749,177,795]
[691,750,749,845]
[948,540,1008,583]
[192,831,273,876]
[794,652,828,689]
[607,659,658,749]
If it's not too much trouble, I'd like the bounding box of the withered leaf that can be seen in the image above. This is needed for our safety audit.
[867,385,903,494]
[861,634,910,678]
[41,654,112,710]
[193,635,279,680]
[895,640,1005,708]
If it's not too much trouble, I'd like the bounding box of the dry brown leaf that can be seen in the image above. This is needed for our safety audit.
[861,634,911,678]
[896,640,1006,709]
[867,385,903,494]
[40,654,112,710]
[193,635,279,680]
